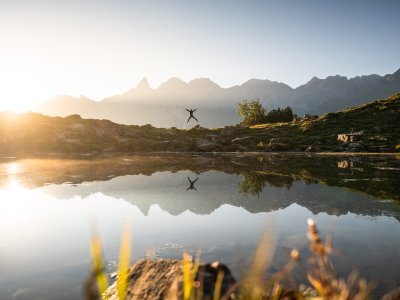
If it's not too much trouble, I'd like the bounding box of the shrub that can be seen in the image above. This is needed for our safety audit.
[237,99,267,126]
[237,100,295,126]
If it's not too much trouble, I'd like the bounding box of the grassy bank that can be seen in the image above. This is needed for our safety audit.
[0,94,399,154]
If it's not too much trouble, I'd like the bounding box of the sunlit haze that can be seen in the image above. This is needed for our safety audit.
[0,0,399,112]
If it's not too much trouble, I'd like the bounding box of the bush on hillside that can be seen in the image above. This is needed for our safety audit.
[237,99,295,125]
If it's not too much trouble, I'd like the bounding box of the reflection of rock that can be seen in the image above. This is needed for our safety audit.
[305,146,317,153]
[104,259,236,300]
[348,142,365,151]
[236,145,250,152]
[337,160,353,168]
[269,143,291,151]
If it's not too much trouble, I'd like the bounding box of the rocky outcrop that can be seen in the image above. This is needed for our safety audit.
[103,259,236,300]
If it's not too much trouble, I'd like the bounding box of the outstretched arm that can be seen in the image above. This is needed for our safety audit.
[193,108,197,112]
[186,109,190,112]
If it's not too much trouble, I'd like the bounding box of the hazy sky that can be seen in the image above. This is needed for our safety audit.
[0,0,399,111]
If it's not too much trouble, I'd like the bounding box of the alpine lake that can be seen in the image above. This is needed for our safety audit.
[0,153,399,299]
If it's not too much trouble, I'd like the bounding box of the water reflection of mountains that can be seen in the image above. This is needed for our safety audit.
[1,154,399,219]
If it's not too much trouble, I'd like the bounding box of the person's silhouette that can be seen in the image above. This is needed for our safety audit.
[186,108,198,123]
[186,176,199,191]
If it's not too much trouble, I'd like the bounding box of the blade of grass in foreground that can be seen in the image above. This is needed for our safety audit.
[240,220,276,300]
[117,222,132,300]
[90,234,109,299]
[183,252,192,300]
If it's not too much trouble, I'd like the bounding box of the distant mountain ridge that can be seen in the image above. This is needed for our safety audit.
[33,68,400,128]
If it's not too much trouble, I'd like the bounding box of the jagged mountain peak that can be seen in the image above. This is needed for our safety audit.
[386,67,400,83]
[136,77,151,90]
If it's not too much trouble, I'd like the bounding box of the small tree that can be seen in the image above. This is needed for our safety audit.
[237,99,267,126]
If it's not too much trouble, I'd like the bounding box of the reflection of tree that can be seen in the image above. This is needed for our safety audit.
[239,172,266,196]
[239,171,294,196]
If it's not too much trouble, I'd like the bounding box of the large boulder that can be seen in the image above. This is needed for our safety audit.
[103,259,236,300]
[268,138,294,152]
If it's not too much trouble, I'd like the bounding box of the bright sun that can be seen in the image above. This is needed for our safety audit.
[0,100,32,113]
[0,59,53,113]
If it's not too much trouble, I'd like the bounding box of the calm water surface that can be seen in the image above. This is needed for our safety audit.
[0,154,399,299]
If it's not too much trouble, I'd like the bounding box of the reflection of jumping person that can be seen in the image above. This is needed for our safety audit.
[186,176,199,191]
[186,108,198,123]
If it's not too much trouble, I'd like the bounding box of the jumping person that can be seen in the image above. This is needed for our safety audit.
[186,108,198,123]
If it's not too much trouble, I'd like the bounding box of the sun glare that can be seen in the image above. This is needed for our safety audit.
[0,59,52,113]
[7,163,20,176]
[0,95,40,113]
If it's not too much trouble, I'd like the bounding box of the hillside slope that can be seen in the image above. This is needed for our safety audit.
[1,94,399,155]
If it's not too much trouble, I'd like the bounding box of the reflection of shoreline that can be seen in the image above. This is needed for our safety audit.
[32,170,400,223]
[1,154,399,201]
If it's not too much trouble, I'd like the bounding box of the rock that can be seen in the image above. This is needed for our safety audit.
[337,160,353,168]
[231,136,251,145]
[66,123,85,132]
[142,124,154,129]
[373,126,381,132]
[305,146,316,152]
[268,138,294,152]
[380,147,395,153]
[220,126,236,136]
[269,137,294,146]
[338,131,365,143]
[196,139,221,152]
[103,259,237,300]
[64,138,82,145]
[348,142,365,151]
[190,124,202,130]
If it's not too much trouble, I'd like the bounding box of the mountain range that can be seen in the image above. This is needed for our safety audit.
[33,68,400,128]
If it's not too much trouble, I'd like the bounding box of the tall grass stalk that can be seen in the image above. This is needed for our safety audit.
[183,251,201,300]
[116,222,132,300]
[212,270,224,300]
[240,222,275,300]
[89,234,109,300]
